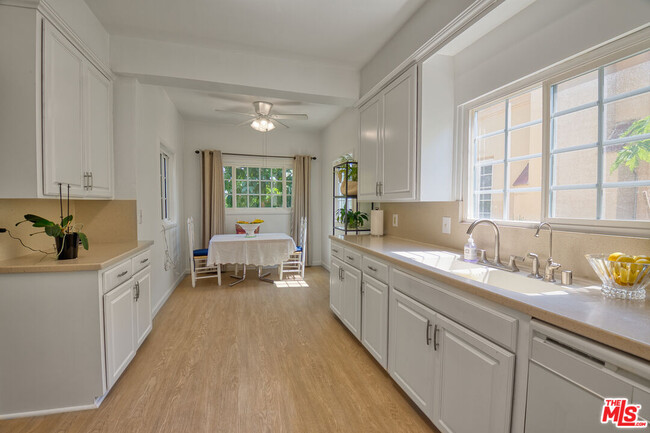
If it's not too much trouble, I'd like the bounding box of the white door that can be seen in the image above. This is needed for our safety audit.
[340,264,361,340]
[104,278,136,389]
[134,269,152,348]
[388,288,436,417]
[361,274,388,369]
[330,258,343,318]
[358,96,381,201]
[42,21,85,196]
[433,314,515,433]
[85,64,113,198]
[381,65,417,201]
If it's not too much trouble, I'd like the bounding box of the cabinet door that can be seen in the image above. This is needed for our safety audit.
[134,269,152,347]
[330,258,343,317]
[388,288,436,417]
[381,66,417,201]
[358,96,381,201]
[42,21,85,196]
[85,64,113,198]
[104,278,136,389]
[433,314,515,433]
[340,264,362,339]
[361,274,388,369]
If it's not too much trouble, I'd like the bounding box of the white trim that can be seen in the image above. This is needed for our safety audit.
[152,271,187,318]
[0,402,98,420]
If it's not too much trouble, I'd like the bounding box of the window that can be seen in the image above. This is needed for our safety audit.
[465,37,650,231]
[223,164,293,209]
[160,151,171,221]
[469,87,543,222]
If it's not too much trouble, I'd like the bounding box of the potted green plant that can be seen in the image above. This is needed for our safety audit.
[336,208,368,229]
[335,154,358,196]
[16,214,89,260]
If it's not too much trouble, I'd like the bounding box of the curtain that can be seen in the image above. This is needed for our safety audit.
[201,150,225,248]
[292,155,311,265]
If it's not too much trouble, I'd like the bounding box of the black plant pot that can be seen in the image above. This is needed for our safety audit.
[55,233,79,260]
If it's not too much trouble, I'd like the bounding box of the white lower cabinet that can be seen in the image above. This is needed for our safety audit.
[389,288,437,416]
[340,263,362,339]
[433,314,515,433]
[134,269,152,347]
[104,278,137,390]
[361,274,389,368]
[330,258,343,317]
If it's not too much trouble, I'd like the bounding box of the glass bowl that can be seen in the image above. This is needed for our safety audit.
[238,223,261,238]
[585,254,650,300]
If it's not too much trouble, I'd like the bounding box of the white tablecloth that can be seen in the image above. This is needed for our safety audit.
[207,233,297,267]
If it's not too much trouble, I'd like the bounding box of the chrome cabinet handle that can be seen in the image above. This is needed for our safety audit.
[341,269,345,281]
[332,248,339,253]
[347,255,354,261]
[367,266,377,272]
[140,258,149,264]
[117,270,128,278]
[433,324,439,351]
[426,319,432,345]
[136,281,140,301]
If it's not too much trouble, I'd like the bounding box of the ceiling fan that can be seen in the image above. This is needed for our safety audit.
[215,101,308,132]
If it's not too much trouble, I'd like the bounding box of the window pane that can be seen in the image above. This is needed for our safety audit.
[248,181,260,194]
[554,71,598,112]
[261,168,272,180]
[248,167,259,180]
[272,168,283,180]
[476,163,504,191]
[272,181,283,194]
[261,181,272,194]
[476,102,505,136]
[236,181,247,194]
[553,106,598,149]
[248,195,260,208]
[287,196,292,208]
[510,124,542,158]
[604,93,650,141]
[474,192,504,219]
[509,157,541,189]
[236,167,247,179]
[236,195,247,208]
[272,195,283,208]
[476,133,505,162]
[552,189,597,219]
[223,166,232,180]
[603,186,650,221]
[509,191,541,221]
[604,50,650,98]
[225,195,232,208]
[287,182,293,196]
[509,88,542,127]
[261,195,272,207]
[224,180,232,194]
[605,142,650,184]
[286,168,293,181]
[552,148,598,186]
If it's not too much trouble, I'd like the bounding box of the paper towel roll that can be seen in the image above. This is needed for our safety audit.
[370,210,384,236]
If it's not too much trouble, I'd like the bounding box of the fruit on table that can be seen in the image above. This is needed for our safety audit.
[608,252,650,286]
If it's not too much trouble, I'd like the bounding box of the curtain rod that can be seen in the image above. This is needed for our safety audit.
[194,150,316,160]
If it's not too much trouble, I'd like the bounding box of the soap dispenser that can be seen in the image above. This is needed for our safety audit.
[464,235,478,263]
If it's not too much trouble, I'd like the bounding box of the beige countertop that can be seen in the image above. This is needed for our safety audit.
[331,235,650,361]
[0,241,153,274]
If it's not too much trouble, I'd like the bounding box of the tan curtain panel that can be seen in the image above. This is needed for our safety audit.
[201,150,225,248]
[292,155,311,265]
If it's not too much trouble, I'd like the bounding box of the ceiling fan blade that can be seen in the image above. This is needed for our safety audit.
[273,119,290,128]
[235,119,253,127]
[214,109,256,117]
[270,113,308,120]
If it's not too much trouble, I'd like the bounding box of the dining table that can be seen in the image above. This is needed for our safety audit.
[207,233,297,286]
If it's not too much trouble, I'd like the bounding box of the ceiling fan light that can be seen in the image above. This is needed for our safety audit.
[251,119,261,129]
[266,121,275,131]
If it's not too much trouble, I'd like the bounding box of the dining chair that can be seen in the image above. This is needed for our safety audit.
[187,217,221,287]
[279,217,307,280]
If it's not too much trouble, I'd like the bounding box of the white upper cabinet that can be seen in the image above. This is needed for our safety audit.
[42,20,113,198]
[358,65,417,202]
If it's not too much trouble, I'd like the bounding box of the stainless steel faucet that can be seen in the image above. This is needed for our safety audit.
[467,219,523,272]
[534,222,561,282]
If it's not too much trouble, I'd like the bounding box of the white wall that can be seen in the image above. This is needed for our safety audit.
[182,121,323,265]
[319,109,360,269]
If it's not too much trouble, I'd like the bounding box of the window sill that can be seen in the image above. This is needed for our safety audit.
[226,208,292,216]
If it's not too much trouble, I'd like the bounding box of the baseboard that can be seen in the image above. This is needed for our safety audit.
[321,262,330,271]
[152,271,187,318]
[0,402,98,420]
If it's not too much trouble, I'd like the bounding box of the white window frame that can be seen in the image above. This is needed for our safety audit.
[459,27,650,237]
[159,143,176,227]
[223,156,294,215]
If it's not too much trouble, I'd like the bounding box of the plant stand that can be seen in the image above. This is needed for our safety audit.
[333,161,370,236]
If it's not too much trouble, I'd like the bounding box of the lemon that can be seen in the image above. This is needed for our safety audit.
[608,252,625,261]
[634,256,650,263]
[616,255,635,263]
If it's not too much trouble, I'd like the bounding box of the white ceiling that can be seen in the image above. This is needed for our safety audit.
[85,0,426,69]
[164,87,345,131]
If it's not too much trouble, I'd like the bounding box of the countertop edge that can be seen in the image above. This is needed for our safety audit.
[330,235,650,361]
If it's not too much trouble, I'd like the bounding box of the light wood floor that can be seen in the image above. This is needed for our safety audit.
[0,267,438,433]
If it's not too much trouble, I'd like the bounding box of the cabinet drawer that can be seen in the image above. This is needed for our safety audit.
[392,269,518,351]
[331,242,344,260]
[344,248,362,269]
[362,255,388,283]
[132,249,151,274]
[103,260,132,294]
